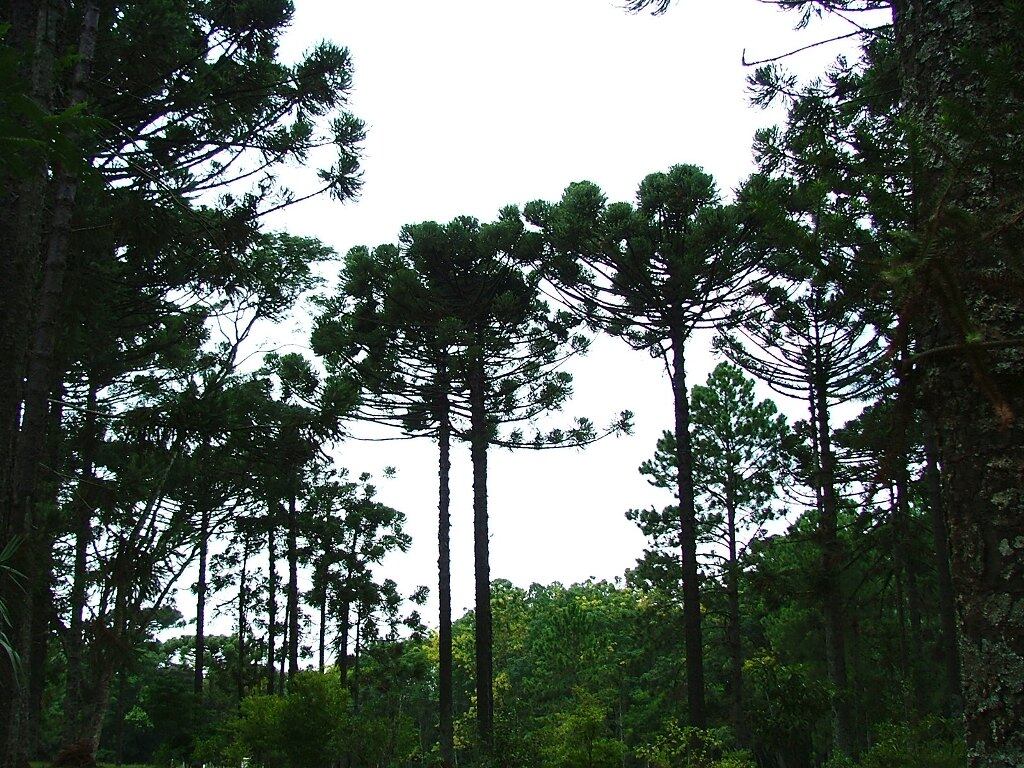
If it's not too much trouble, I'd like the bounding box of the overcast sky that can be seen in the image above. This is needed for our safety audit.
[192,1,879,643]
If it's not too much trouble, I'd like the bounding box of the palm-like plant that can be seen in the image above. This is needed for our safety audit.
[0,536,24,676]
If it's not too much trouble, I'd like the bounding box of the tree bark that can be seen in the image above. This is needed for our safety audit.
[670,334,705,727]
[898,4,1024,764]
[2,8,100,765]
[0,0,58,544]
[469,352,493,746]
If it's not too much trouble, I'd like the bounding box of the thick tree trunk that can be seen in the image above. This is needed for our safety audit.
[812,377,855,757]
[0,0,57,542]
[266,519,277,695]
[468,353,493,745]
[287,492,299,680]
[437,374,454,767]
[898,4,1024,764]
[670,335,705,727]
[194,505,209,697]
[922,421,963,717]
[2,8,100,765]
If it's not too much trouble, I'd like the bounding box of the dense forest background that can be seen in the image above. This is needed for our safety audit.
[1,2,1021,768]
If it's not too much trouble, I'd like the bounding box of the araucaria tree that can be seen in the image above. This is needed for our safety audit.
[313,239,465,765]
[399,211,600,749]
[527,165,755,726]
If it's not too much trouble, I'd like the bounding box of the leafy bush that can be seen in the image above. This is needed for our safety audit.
[857,719,967,768]
[744,655,828,768]
[636,723,754,768]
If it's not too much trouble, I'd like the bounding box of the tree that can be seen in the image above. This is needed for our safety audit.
[716,194,882,754]
[639,363,792,738]
[312,240,463,765]
[633,2,1023,762]
[528,165,755,726]
[0,2,365,761]
[403,210,620,748]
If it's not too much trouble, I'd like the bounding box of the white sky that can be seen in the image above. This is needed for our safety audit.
[188,1,881,646]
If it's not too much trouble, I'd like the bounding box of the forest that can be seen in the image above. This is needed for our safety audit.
[0,1,1021,768]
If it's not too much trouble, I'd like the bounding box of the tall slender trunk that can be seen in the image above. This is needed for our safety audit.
[437,363,454,767]
[112,669,127,766]
[894,463,926,713]
[893,349,926,713]
[922,421,962,717]
[318,567,327,674]
[278,596,287,695]
[670,334,705,727]
[287,492,299,679]
[353,602,363,712]
[266,519,277,695]
[64,385,98,737]
[724,490,744,741]
[237,533,249,705]
[891,506,910,680]
[812,375,855,757]
[338,526,357,688]
[468,352,493,745]
[194,504,209,697]
[339,597,351,686]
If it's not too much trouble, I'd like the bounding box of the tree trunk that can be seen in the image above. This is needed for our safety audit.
[2,8,100,765]
[338,524,358,688]
[238,533,249,705]
[0,0,59,545]
[353,602,363,712]
[437,370,454,767]
[898,4,1024,764]
[266,518,277,695]
[339,597,351,687]
[194,504,209,697]
[64,384,98,740]
[922,420,963,717]
[469,353,493,745]
[725,492,744,741]
[812,376,855,757]
[278,595,288,695]
[318,569,327,674]
[894,464,926,713]
[287,492,299,679]
[670,334,705,727]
